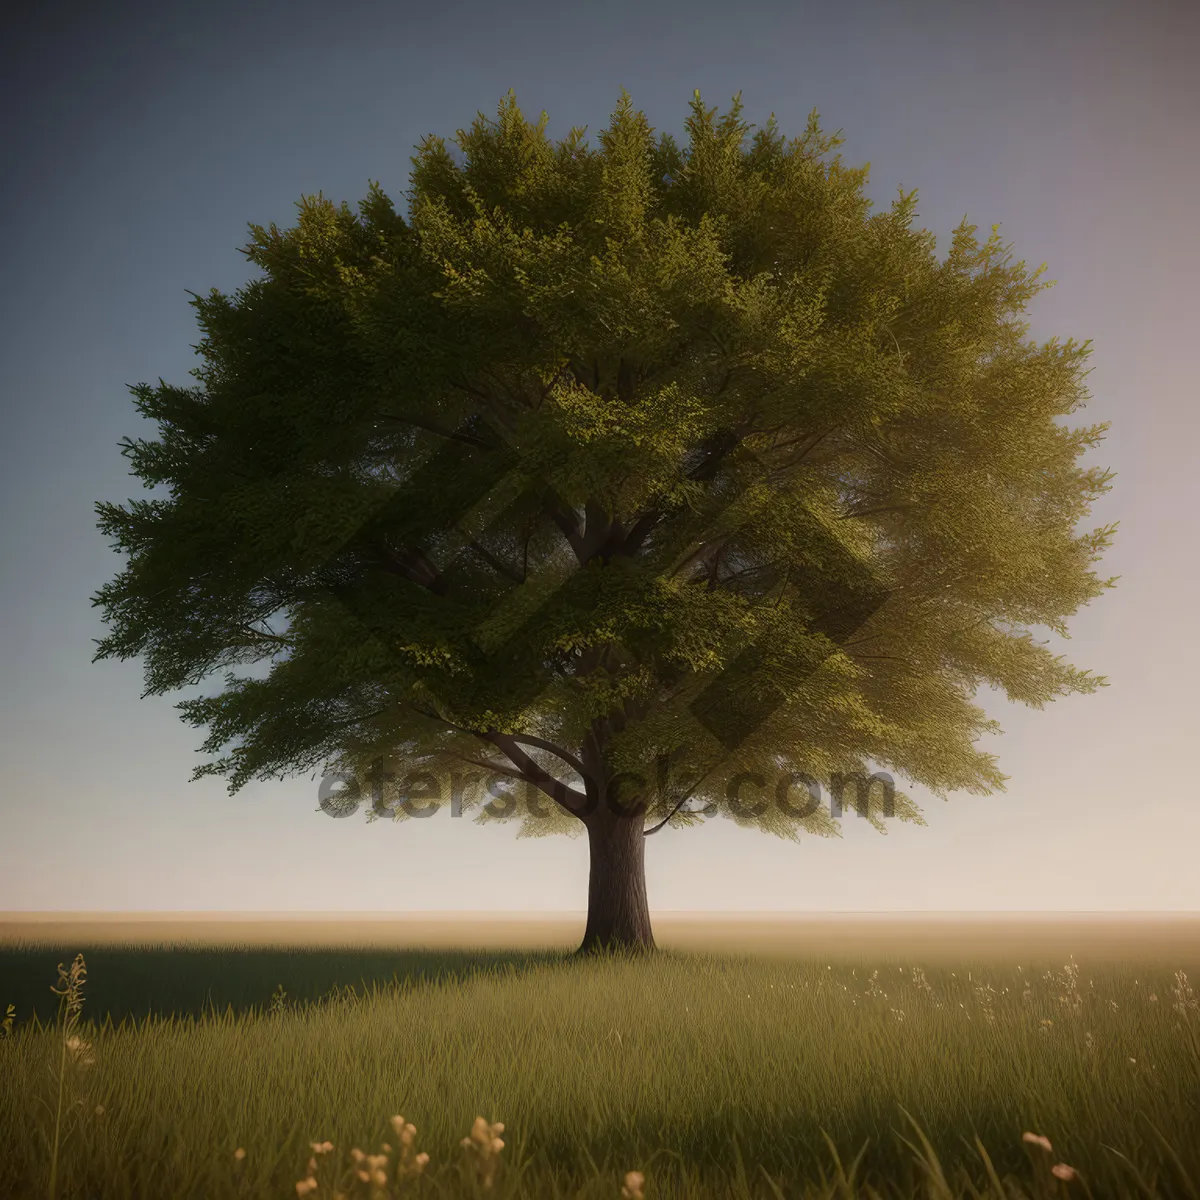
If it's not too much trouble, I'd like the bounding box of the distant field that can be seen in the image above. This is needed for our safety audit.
[4,910,1200,961]
[2,913,1199,1198]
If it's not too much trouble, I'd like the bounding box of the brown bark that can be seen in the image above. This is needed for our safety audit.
[577,802,656,954]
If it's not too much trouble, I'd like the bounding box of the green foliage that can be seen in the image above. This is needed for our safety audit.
[92,88,1116,837]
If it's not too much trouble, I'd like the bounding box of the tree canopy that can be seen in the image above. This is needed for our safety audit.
[92,89,1116,949]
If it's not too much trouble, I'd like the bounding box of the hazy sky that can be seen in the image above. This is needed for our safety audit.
[3,0,1197,913]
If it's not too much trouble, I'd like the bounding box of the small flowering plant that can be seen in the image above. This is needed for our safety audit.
[461,1116,506,1191]
[389,1114,433,1183]
[1021,1132,1080,1192]
[46,954,92,1200]
[1172,970,1197,1017]
[293,1118,429,1198]
[621,1169,646,1199]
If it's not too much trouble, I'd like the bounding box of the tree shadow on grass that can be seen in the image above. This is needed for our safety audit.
[0,943,573,1028]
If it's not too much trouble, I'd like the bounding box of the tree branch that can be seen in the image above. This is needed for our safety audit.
[620,509,660,556]
[404,704,593,818]
[373,411,491,448]
[500,733,590,780]
[668,536,732,580]
[235,625,292,647]
[643,768,716,835]
[603,428,745,563]
[542,493,584,558]
[320,706,390,734]
[448,754,532,784]
[465,538,525,583]
[483,731,591,817]
[375,543,448,595]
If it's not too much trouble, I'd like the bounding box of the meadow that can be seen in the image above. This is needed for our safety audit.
[2,916,1199,1199]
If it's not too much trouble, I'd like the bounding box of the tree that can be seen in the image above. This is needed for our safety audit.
[92,89,1116,953]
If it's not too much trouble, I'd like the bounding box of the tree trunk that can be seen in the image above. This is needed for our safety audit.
[578,806,656,954]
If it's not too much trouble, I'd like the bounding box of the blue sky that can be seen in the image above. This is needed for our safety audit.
[2,0,1197,912]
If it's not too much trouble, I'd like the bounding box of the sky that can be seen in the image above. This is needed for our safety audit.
[2,0,1197,914]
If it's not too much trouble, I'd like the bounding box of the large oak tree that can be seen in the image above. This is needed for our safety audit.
[92,90,1116,952]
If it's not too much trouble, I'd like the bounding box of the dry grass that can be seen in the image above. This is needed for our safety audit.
[2,935,1200,1198]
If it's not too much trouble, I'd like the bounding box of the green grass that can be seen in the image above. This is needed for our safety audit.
[2,945,1199,1198]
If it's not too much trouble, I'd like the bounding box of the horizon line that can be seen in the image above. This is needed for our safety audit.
[4,909,1199,920]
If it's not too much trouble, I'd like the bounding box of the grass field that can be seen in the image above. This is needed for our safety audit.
[2,915,1199,1198]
